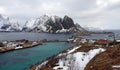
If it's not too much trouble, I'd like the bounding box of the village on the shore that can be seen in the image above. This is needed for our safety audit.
[0,39,67,53]
[29,33,120,70]
[0,39,44,53]
[0,34,120,53]
[0,32,120,70]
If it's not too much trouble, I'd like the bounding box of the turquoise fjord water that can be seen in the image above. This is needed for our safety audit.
[0,42,74,70]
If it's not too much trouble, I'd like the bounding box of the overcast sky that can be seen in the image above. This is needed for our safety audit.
[0,0,120,30]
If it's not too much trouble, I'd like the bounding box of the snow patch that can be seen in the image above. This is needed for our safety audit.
[112,65,120,68]
[56,29,69,33]
[67,46,81,54]
[25,18,36,29]
[53,48,105,70]
[35,61,48,70]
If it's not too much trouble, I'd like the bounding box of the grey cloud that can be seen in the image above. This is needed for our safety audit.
[0,0,120,29]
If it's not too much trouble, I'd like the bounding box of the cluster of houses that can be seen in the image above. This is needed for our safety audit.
[0,39,30,50]
[67,37,120,46]
[0,39,44,53]
[1,41,23,49]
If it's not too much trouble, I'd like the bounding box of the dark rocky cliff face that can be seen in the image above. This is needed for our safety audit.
[46,16,63,32]
[23,15,88,34]
[62,16,75,29]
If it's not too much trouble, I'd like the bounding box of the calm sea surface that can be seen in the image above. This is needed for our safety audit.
[81,30,120,40]
[0,30,119,41]
[0,32,72,41]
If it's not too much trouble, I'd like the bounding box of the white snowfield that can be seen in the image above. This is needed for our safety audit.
[53,48,105,70]
[24,15,49,32]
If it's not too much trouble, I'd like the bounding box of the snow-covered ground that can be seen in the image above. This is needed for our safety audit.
[35,46,81,70]
[36,61,48,70]
[67,46,81,54]
[53,48,105,70]
[112,65,120,68]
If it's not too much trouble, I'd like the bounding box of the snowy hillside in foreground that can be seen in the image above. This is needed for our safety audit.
[0,14,22,31]
[53,48,105,70]
[23,15,88,33]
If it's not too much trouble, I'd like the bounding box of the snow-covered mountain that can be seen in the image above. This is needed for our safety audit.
[23,15,88,33]
[0,14,89,33]
[0,14,22,32]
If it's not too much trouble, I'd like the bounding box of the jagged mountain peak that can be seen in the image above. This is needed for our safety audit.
[0,14,88,33]
[63,15,70,19]
[23,15,88,33]
[0,14,9,21]
[0,14,22,32]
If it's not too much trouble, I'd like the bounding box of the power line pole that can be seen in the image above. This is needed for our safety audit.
[113,33,115,47]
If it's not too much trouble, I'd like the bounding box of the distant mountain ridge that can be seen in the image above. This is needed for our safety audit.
[23,15,88,33]
[0,14,22,32]
[0,14,88,34]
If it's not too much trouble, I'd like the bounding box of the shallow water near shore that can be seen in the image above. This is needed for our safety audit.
[0,42,74,70]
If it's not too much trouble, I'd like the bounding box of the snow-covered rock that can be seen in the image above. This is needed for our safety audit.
[0,14,88,33]
[23,15,88,33]
[0,14,22,32]
[23,15,50,32]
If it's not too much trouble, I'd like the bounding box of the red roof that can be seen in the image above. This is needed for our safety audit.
[98,40,108,43]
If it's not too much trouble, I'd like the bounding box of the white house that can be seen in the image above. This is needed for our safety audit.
[116,40,120,42]
[80,39,87,44]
